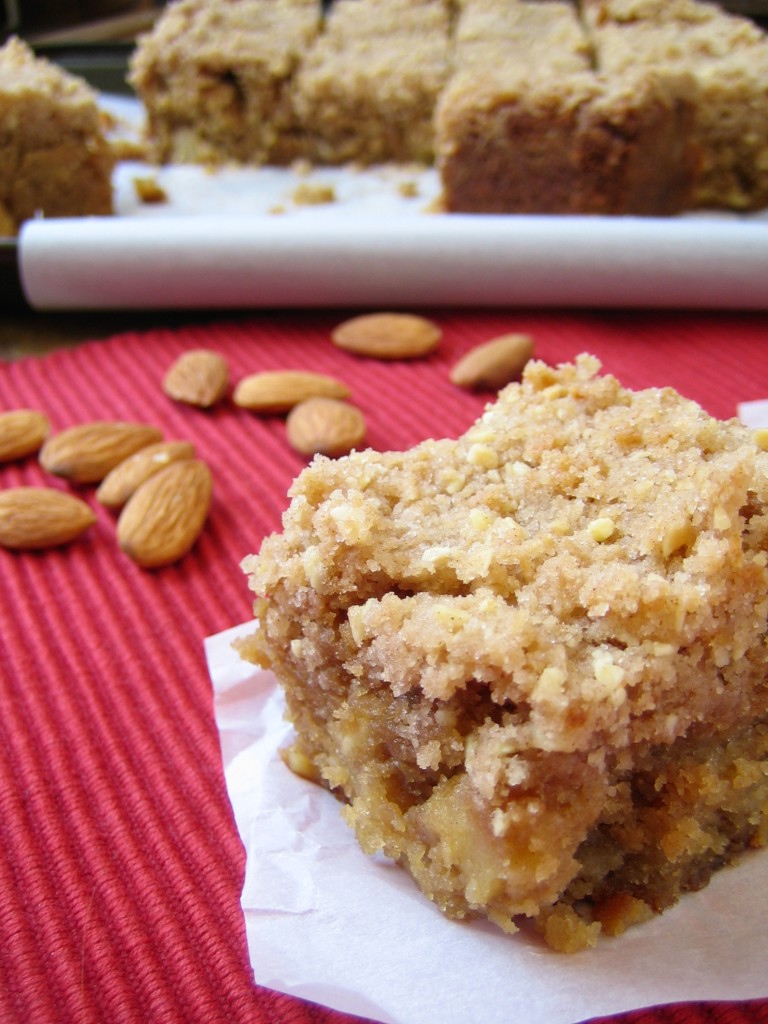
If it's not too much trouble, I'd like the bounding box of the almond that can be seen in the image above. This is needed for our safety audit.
[233,370,351,414]
[40,422,163,484]
[286,398,367,458]
[163,349,229,407]
[450,333,534,391]
[331,312,441,360]
[95,440,196,510]
[0,487,96,550]
[117,459,212,568]
[0,409,50,462]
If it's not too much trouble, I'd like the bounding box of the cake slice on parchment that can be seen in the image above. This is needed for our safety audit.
[0,37,114,236]
[239,354,768,952]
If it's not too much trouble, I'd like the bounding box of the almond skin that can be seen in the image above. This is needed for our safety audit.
[117,459,212,568]
[0,409,50,462]
[233,371,351,414]
[450,333,534,391]
[96,440,196,510]
[331,312,441,360]
[286,398,367,458]
[163,349,230,408]
[0,487,96,550]
[40,422,163,484]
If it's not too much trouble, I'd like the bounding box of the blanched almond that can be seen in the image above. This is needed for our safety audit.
[117,459,212,568]
[286,398,366,458]
[96,440,196,510]
[233,370,350,414]
[450,333,534,391]
[40,422,163,484]
[331,312,441,360]
[0,409,50,462]
[163,349,229,408]
[0,487,96,550]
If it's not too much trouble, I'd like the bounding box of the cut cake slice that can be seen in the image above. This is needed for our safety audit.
[435,62,699,214]
[240,354,768,952]
[0,37,114,235]
[127,0,768,215]
[584,0,768,209]
[435,0,698,214]
[286,0,453,165]
[128,0,320,165]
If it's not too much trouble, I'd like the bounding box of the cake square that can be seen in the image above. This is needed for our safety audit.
[585,0,768,209]
[435,0,699,214]
[0,37,114,235]
[287,0,452,165]
[128,0,320,165]
[435,63,699,214]
[128,0,768,215]
[239,354,768,952]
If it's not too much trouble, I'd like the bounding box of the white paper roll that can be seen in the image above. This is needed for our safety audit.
[18,212,768,311]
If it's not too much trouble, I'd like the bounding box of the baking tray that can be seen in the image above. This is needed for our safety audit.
[6,94,768,311]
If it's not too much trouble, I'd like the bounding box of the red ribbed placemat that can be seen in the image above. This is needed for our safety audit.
[0,308,766,1024]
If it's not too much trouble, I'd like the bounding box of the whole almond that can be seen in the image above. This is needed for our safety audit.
[286,398,366,458]
[40,422,163,484]
[450,333,534,391]
[331,312,441,360]
[96,440,196,510]
[163,349,229,407]
[0,487,96,550]
[117,459,212,568]
[233,371,351,414]
[0,409,50,462]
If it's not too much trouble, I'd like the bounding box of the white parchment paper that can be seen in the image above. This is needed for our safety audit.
[20,211,768,312]
[738,399,768,429]
[205,622,768,1024]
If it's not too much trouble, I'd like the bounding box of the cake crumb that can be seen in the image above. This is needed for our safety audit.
[133,175,168,204]
[291,181,337,206]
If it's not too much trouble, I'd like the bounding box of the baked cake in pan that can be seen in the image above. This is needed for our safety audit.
[130,0,768,215]
[584,0,768,210]
[239,355,768,951]
[435,65,699,214]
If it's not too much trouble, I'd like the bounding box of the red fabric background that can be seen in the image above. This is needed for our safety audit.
[0,308,766,1024]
